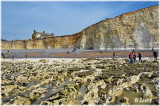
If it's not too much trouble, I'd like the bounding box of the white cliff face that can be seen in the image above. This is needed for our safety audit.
[80,30,87,50]
[112,34,123,49]
[78,6,159,50]
[134,22,154,49]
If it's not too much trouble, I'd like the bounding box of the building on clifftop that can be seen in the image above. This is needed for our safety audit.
[32,29,54,39]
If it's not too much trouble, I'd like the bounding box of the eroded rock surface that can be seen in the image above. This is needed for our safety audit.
[1,58,159,105]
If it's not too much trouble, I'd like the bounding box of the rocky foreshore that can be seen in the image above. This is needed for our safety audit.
[1,58,159,105]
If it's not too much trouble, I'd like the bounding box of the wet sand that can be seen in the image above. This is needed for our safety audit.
[2,49,158,58]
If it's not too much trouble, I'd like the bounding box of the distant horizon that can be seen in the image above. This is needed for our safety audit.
[2,1,159,41]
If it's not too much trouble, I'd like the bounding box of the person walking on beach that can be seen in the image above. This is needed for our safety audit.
[113,52,115,59]
[12,55,14,60]
[138,52,142,62]
[133,53,136,61]
[152,48,154,51]
[2,53,5,59]
[133,49,135,53]
[99,51,102,54]
[130,52,134,64]
[153,51,158,61]
[15,54,18,60]
[25,53,27,59]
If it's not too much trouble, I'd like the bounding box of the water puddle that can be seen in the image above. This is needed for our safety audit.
[5,74,12,79]
[24,81,40,88]
[74,84,87,105]
[32,77,72,105]
[2,81,40,105]
[2,95,15,104]
[59,78,70,88]
[121,90,143,104]
[142,78,157,92]
[12,72,20,77]
[32,85,54,105]
[117,87,152,105]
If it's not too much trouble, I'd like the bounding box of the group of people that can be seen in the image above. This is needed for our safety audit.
[72,48,77,52]
[128,49,158,64]
[1,52,28,60]
[12,54,18,60]
[12,53,28,60]
[67,48,77,54]
[129,52,142,64]
[1,50,9,59]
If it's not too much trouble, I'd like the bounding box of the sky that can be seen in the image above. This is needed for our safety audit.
[1,1,159,41]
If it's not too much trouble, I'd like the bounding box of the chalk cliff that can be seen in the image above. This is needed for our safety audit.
[1,6,159,50]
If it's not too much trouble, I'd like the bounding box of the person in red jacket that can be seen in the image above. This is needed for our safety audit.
[130,52,134,64]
